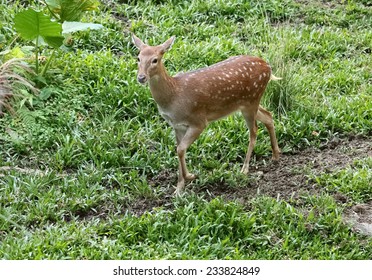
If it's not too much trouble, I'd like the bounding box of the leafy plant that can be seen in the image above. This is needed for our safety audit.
[14,9,64,76]
[44,0,100,22]
[13,0,103,77]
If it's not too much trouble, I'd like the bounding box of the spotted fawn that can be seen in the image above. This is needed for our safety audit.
[133,34,281,195]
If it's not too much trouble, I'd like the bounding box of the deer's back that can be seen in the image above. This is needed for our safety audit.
[175,55,271,97]
[171,56,271,121]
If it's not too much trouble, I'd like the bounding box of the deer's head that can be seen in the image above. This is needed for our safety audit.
[132,34,175,84]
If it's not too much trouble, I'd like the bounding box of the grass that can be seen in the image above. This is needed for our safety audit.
[0,0,372,259]
[1,195,370,259]
[314,158,372,204]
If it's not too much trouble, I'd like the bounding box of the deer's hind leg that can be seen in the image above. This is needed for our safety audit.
[256,106,280,161]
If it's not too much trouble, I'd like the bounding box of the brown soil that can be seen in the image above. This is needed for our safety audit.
[200,135,371,200]
[146,135,372,234]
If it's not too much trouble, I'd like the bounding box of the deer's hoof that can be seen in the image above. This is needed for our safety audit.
[185,173,197,181]
[174,187,184,197]
[241,165,249,175]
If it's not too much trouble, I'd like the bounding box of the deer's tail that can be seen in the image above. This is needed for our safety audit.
[270,74,282,81]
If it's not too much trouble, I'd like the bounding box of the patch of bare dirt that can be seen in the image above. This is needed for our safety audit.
[195,135,371,200]
[144,135,372,234]
[128,197,173,217]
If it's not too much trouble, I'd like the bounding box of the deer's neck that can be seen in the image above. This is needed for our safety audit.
[148,63,176,108]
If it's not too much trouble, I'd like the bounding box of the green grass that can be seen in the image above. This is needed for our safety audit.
[1,195,370,259]
[1,0,372,259]
[314,158,372,204]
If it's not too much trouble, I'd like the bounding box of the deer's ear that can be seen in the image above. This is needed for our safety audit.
[160,36,176,54]
[132,34,147,50]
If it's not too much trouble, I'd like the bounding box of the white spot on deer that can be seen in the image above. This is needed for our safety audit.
[249,68,252,72]
[243,66,247,70]
[263,73,266,77]
[218,90,221,93]
[242,73,245,77]
[252,62,255,65]
[254,82,258,88]
[259,75,262,81]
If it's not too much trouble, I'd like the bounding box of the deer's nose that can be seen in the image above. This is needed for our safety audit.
[137,74,147,84]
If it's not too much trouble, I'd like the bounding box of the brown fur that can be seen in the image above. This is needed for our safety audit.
[133,34,281,195]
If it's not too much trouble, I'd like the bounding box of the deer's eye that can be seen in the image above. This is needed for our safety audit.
[152,58,158,64]
[137,57,140,62]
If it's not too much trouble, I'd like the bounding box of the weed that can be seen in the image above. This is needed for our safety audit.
[0,58,38,116]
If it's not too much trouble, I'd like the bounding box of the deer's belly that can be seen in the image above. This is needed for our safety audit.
[158,106,189,130]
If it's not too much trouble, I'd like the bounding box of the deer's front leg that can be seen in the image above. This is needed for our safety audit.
[175,126,203,195]
[174,126,197,181]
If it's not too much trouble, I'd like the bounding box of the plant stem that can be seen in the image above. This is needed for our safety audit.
[7,35,20,50]
[41,49,56,77]
[42,0,60,22]
[35,36,39,75]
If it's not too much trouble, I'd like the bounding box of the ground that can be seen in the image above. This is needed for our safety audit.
[2,135,370,234]
[135,136,372,235]
[2,135,370,233]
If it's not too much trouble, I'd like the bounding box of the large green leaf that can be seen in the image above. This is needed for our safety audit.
[14,9,64,48]
[62,21,103,34]
[43,36,64,48]
[45,0,100,22]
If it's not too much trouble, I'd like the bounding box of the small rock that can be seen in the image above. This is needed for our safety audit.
[354,223,372,236]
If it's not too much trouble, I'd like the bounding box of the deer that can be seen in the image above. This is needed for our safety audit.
[132,34,281,195]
